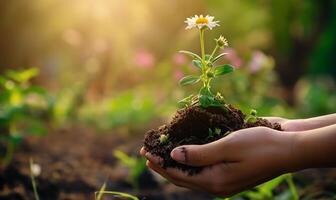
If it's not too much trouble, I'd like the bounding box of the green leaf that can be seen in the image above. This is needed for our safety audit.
[179,75,200,86]
[258,175,286,196]
[205,54,211,61]
[130,158,147,187]
[199,87,212,96]
[199,95,212,107]
[214,64,234,76]
[178,94,194,107]
[6,68,39,83]
[179,50,202,61]
[192,60,202,69]
[212,53,228,63]
[113,150,136,167]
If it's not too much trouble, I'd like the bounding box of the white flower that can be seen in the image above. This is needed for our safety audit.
[185,15,219,30]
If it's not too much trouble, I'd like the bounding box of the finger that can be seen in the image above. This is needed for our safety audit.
[146,161,201,191]
[170,138,234,166]
[263,117,286,124]
[139,147,146,156]
[145,152,163,165]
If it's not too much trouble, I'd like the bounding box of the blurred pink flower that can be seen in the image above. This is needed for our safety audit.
[248,51,266,73]
[222,48,242,68]
[134,49,155,69]
[172,53,187,65]
[174,70,184,81]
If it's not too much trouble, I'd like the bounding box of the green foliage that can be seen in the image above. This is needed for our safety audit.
[79,91,158,131]
[0,68,50,167]
[178,26,234,108]
[113,150,147,189]
[95,182,139,200]
[214,64,234,76]
[208,128,221,138]
[215,174,299,200]
[179,75,200,86]
[244,109,258,123]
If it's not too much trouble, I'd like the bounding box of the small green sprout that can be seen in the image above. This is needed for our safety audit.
[179,15,234,108]
[208,128,222,138]
[245,109,258,123]
[159,134,169,144]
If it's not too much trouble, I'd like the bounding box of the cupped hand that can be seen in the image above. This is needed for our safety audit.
[141,126,298,197]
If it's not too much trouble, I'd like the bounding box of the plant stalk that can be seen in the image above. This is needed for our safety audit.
[209,45,220,61]
[286,174,299,200]
[30,158,40,200]
[199,29,209,88]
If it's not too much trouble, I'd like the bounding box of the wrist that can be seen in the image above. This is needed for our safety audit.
[277,131,304,173]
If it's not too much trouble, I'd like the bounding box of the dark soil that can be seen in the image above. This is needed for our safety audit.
[0,125,213,200]
[144,105,282,175]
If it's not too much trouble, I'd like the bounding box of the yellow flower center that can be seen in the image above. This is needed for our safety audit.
[196,17,208,24]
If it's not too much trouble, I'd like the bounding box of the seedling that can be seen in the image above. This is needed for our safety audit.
[159,134,169,144]
[113,150,147,189]
[208,128,221,138]
[245,109,258,123]
[178,15,234,108]
[0,68,49,167]
[144,14,283,177]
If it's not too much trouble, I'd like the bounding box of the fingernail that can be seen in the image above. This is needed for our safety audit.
[171,147,187,163]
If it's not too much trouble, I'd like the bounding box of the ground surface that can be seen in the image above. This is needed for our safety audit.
[0,125,212,200]
[1,125,336,200]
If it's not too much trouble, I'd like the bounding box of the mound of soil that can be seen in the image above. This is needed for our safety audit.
[144,105,282,175]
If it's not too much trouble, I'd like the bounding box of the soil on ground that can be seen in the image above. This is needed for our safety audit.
[0,125,213,200]
[144,105,282,175]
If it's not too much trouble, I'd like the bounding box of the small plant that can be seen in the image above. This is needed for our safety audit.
[95,182,139,200]
[214,174,299,200]
[159,134,169,144]
[113,150,147,189]
[178,15,234,108]
[0,68,50,167]
[144,14,283,178]
[244,109,258,123]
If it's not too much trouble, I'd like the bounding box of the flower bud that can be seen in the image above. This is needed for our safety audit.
[215,35,228,48]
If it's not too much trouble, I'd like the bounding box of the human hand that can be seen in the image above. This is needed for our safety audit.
[141,126,297,197]
[265,113,336,131]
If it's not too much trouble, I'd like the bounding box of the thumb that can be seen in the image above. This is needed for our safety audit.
[170,139,230,167]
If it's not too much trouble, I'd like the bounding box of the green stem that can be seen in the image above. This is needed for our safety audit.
[30,158,40,200]
[286,174,299,200]
[199,29,205,61]
[199,29,208,88]
[209,45,219,61]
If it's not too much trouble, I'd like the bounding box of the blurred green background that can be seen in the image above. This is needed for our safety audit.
[1,0,336,135]
[1,0,336,199]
